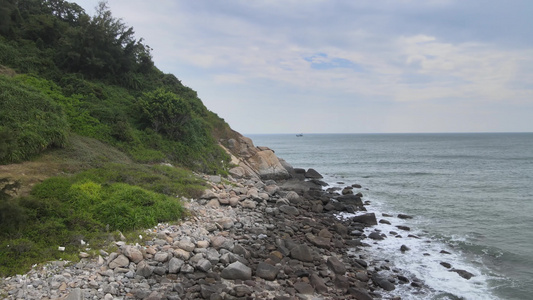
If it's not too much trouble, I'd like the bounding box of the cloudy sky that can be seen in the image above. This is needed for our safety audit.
[74,0,533,134]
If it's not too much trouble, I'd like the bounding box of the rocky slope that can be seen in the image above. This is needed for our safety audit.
[0,137,431,300]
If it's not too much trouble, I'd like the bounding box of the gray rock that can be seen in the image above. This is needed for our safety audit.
[108,254,129,269]
[220,261,252,280]
[256,262,279,281]
[169,257,185,274]
[372,273,395,291]
[136,260,154,278]
[294,282,314,294]
[348,288,373,300]
[368,231,384,240]
[310,273,328,294]
[450,269,475,280]
[327,256,347,275]
[196,258,212,272]
[154,252,169,262]
[398,213,413,219]
[305,168,323,179]
[123,246,143,264]
[352,213,378,226]
[65,288,82,300]
[279,205,300,216]
[290,244,315,262]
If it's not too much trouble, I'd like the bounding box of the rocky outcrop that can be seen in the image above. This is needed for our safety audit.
[221,133,291,180]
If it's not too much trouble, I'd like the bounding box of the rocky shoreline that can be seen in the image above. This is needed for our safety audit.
[0,165,439,300]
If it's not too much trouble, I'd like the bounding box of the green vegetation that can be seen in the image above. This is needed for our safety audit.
[0,0,239,276]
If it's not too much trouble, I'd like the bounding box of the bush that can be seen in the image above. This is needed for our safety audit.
[0,75,68,164]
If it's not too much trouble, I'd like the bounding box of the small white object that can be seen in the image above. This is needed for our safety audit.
[80,239,86,245]
[139,235,142,240]
[58,246,65,251]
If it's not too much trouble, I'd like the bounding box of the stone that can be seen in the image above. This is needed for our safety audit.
[279,205,300,216]
[265,184,280,195]
[440,262,452,269]
[400,244,410,252]
[450,269,475,280]
[290,244,315,262]
[396,225,411,231]
[108,254,129,269]
[216,217,234,229]
[379,219,391,225]
[65,288,82,300]
[305,168,323,179]
[241,199,257,209]
[196,258,213,272]
[368,231,384,240]
[256,262,279,281]
[352,213,378,226]
[173,248,191,260]
[372,273,395,291]
[398,213,413,219]
[136,260,154,278]
[294,282,314,294]
[154,252,169,262]
[327,256,347,275]
[169,257,185,274]
[348,288,373,300]
[123,246,144,264]
[220,261,252,280]
[309,273,328,294]
[177,238,196,252]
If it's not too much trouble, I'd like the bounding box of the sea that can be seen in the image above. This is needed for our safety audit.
[247,133,533,300]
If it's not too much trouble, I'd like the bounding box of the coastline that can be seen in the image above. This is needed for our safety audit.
[1,167,426,299]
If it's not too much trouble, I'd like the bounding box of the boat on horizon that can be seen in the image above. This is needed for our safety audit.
[296,133,303,137]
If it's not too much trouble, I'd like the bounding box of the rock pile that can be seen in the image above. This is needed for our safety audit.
[0,171,428,300]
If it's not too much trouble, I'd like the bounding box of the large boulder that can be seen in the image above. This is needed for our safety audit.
[221,134,291,180]
[352,213,378,226]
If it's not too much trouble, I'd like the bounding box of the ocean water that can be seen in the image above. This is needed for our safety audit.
[247,133,533,300]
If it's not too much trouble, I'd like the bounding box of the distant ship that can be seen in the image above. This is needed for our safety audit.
[296,133,303,137]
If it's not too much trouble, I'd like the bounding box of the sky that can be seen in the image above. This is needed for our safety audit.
[74,0,533,134]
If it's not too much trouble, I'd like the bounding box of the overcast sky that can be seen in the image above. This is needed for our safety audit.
[74,0,533,134]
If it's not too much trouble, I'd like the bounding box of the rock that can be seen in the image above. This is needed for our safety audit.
[177,237,196,252]
[440,262,452,269]
[368,231,384,240]
[256,262,279,281]
[241,199,256,209]
[196,258,213,272]
[372,273,395,291]
[310,273,328,294]
[290,244,315,262]
[173,248,191,260]
[216,217,234,229]
[221,261,252,280]
[347,288,373,300]
[327,256,347,275]
[398,213,413,219]
[65,288,82,300]
[265,184,280,195]
[108,254,129,269]
[379,219,391,225]
[294,282,315,294]
[201,190,218,200]
[136,260,154,278]
[279,205,300,216]
[169,257,185,274]
[154,252,169,262]
[123,246,144,264]
[396,225,411,231]
[400,244,410,252]
[450,269,475,280]
[352,213,378,226]
[305,168,323,179]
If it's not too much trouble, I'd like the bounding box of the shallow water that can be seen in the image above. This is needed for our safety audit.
[248,133,533,300]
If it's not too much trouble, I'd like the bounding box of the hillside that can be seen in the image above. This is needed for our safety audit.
[0,0,243,276]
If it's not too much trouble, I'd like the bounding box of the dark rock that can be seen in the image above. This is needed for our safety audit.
[440,262,452,269]
[440,250,451,254]
[347,288,373,300]
[450,269,475,280]
[368,231,384,240]
[290,244,315,262]
[395,225,410,231]
[310,273,328,294]
[400,245,410,252]
[352,213,378,226]
[334,275,350,290]
[397,214,413,219]
[327,256,347,275]
[397,275,410,283]
[379,219,391,225]
[372,273,395,291]
[294,282,314,294]
[332,223,348,236]
[256,262,279,281]
[305,168,323,179]
[136,260,154,278]
[221,261,252,280]
[336,194,364,207]
[279,205,300,216]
